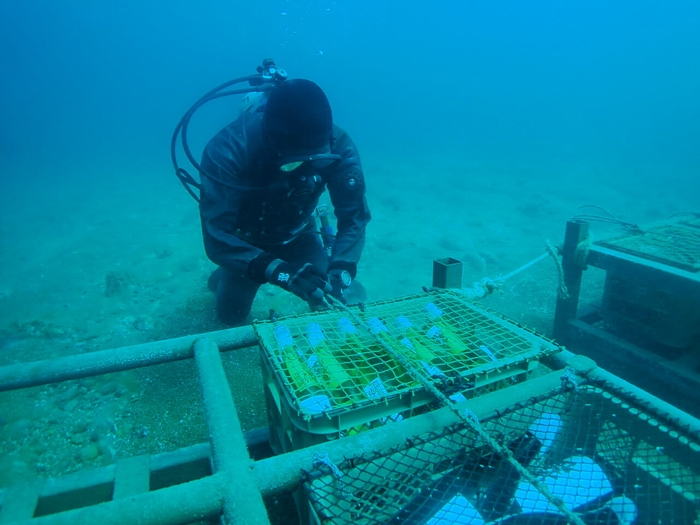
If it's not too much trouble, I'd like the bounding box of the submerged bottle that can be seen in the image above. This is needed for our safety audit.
[273,324,331,415]
[512,455,615,516]
[364,317,417,388]
[425,493,485,525]
[478,413,563,521]
[424,302,494,366]
[424,303,467,352]
[394,316,447,377]
[306,323,359,405]
[337,317,391,400]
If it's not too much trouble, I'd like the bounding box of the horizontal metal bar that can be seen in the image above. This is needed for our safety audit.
[0,432,268,509]
[0,325,257,392]
[568,318,700,420]
[588,245,700,295]
[4,474,225,525]
[252,366,575,494]
[586,362,700,436]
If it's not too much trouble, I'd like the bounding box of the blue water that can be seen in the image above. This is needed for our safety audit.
[2,1,699,182]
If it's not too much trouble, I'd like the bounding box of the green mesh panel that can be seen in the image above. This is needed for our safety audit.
[254,292,559,428]
[304,381,700,525]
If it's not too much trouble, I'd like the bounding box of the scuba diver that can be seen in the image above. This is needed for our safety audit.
[172,59,370,325]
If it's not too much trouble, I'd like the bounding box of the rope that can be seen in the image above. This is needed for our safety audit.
[499,252,549,282]
[312,451,348,497]
[454,243,568,302]
[454,277,502,301]
[574,235,592,270]
[545,240,569,300]
[561,367,583,391]
[323,295,587,525]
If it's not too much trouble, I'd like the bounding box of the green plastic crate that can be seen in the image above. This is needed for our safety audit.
[254,292,560,447]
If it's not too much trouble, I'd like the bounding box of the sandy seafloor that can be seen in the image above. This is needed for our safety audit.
[0,151,695,489]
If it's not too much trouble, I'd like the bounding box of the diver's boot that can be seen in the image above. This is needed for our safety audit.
[207,267,223,292]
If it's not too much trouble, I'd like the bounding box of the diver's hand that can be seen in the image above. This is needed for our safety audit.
[266,260,332,304]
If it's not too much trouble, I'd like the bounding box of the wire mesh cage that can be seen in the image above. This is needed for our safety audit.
[302,379,700,525]
[254,292,560,446]
[596,219,700,273]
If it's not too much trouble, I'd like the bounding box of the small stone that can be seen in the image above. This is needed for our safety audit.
[80,443,100,462]
[73,421,88,434]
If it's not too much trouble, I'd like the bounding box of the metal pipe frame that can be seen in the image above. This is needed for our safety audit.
[0,360,585,525]
[3,326,700,524]
[0,326,257,392]
[193,338,269,525]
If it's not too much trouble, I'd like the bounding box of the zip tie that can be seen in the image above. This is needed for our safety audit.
[460,407,480,425]
[313,452,348,497]
[561,367,583,391]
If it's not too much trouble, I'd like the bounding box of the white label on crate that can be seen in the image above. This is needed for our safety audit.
[364,378,389,400]
[420,360,443,377]
[299,395,332,415]
[450,392,468,403]
[306,354,322,376]
[426,325,442,339]
[400,337,417,353]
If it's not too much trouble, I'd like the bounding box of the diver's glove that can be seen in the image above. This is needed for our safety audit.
[249,254,332,305]
[326,261,356,304]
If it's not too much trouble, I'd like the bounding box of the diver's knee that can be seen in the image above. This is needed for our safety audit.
[216,304,250,327]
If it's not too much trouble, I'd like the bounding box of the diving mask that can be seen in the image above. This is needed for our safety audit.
[278,153,342,172]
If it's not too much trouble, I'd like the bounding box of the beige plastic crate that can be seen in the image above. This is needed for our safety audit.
[255,291,559,451]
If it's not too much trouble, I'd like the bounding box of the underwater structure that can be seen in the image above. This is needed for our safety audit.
[0,215,699,525]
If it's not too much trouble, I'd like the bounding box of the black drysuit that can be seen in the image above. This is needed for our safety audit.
[199,111,371,325]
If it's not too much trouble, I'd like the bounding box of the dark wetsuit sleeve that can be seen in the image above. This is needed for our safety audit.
[198,134,264,273]
[327,129,372,275]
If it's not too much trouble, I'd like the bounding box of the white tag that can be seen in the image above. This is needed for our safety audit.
[400,337,417,352]
[420,360,442,377]
[306,354,322,376]
[426,325,442,339]
[363,378,389,400]
[450,392,468,403]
